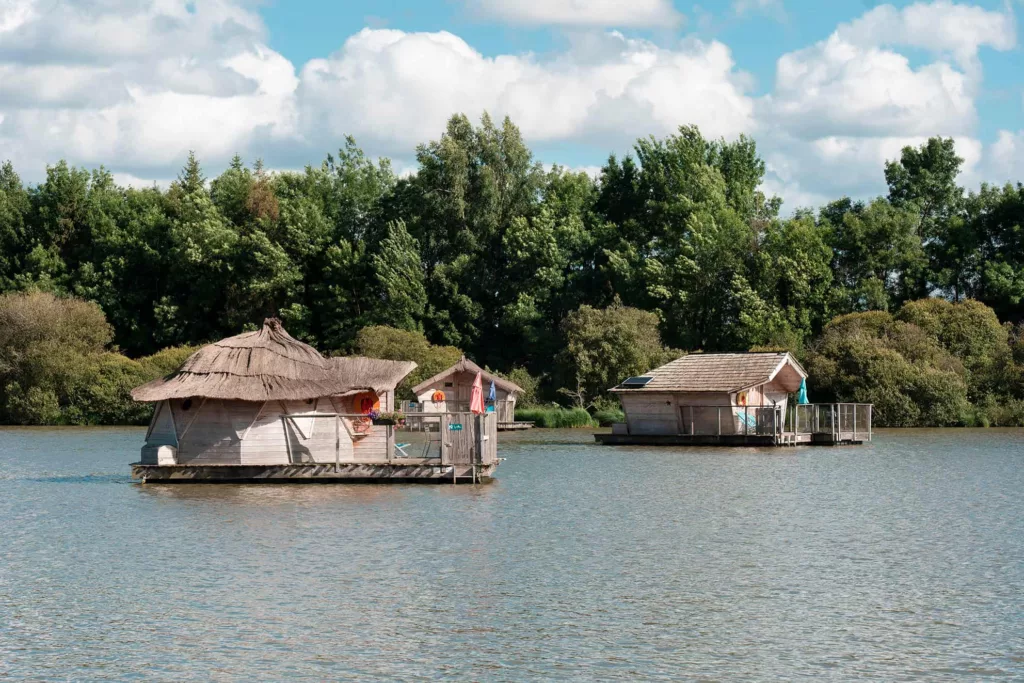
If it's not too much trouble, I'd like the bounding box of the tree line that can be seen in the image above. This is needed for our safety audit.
[1,114,1023,426]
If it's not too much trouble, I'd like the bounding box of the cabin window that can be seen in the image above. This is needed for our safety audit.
[181,398,193,411]
[444,382,453,388]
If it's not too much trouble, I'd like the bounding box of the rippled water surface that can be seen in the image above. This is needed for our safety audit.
[1,427,1023,681]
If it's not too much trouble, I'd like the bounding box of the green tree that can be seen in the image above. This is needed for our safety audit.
[885,137,966,299]
[404,113,544,355]
[556,302,674,407]
[822,198,926,312]
[369,220,427,331]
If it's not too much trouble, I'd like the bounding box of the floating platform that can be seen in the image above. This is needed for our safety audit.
[595,432,866,447]
[131,460,497,484]
[498,421,534,431]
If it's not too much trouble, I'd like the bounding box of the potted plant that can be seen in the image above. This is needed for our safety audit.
[372,410,404,426]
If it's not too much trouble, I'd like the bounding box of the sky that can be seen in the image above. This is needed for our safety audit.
[0,0,1021,209]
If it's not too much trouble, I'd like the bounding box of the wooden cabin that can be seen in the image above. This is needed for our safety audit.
[408,356,529,429]
[130,319,499,483]
[596,352,872,446]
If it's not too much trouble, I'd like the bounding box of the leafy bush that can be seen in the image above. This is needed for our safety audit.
[353,325,462,399]
[496,366,542,407]
[138,345,199,378]
[515,406,595,428]
[0,292,196,425]
[805,308,973,427]
[592,408,625,427]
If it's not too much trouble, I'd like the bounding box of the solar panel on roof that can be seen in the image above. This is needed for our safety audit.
[620,376,654,387]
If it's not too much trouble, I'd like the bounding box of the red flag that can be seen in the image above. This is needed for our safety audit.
[470,371,485,414]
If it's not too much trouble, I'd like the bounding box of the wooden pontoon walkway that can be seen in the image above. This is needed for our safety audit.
[132,460,496,484]
[596,403,872,447]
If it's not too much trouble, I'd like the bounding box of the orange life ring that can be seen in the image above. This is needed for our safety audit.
[353,391,380,415]
[431,390,446,403]
[737,391,748,407]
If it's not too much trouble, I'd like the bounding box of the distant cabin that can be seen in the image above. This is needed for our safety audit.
[596,351,862,447]
[409,356,522,425]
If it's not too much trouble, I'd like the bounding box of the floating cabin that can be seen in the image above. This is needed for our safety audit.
[130,319,499,484]
[595,352,872,447]
[404,356,533,431]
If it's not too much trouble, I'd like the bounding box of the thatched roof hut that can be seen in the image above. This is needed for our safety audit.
[132,319,417,467]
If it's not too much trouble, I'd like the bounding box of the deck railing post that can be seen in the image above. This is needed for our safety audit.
[335,415,340,472]
[690,406,694,436]
[717,407,721,436]
[441,414,450,465]
[869,405,873,442]
[853,404,857,443]
[744,406,748,436]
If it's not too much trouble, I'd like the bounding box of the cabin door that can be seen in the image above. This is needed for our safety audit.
[457,381,473,410]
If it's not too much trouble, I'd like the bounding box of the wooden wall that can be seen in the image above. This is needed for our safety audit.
[620,393,678,436]
[141,393,394,465]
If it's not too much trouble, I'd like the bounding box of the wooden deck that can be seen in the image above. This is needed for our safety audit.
[498,421,534,431]
[597,403,872,447]
[131,460,496,484]
[595,432,865,447]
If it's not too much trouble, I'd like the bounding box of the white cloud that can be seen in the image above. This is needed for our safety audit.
[836,0,1015,69]
[297,29,754,155]
[733,0,784,18]
[111,172,173,189]
[0,1,295,174]
[0,0,1018,209]
[756,1,1014,210]
[983,130,1024,185]
[764,37,977,140]
[467,0,682,27]
[762,134,983,208]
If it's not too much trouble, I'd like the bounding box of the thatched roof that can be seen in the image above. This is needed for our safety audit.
[611,352,807,394]
[410,355,522,395]
[327,357,418,395]
[131,319,416,402]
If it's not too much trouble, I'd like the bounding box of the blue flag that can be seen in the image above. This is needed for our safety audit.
[797,378,809,405]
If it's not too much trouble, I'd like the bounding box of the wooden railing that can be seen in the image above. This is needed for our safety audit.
[676,405,784,438]
[786,403,872,441]
[392,412,498,465]
[283,411,498,466]
[668,403,872,444]
[401,399,515,423]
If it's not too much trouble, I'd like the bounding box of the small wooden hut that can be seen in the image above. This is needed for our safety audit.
[130,319,500,482]
[597,352,872,446]
[408,356,528,429]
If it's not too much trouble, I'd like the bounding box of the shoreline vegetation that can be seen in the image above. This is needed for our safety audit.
[1,114,1023,428]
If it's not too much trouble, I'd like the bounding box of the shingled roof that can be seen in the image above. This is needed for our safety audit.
[411,356,522,395]
[611,352,807,394]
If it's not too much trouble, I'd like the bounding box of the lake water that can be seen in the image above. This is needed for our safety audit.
[1,427,1022,681]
